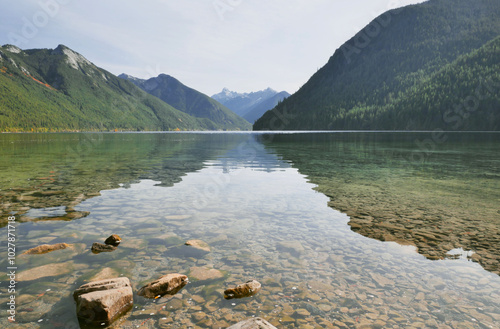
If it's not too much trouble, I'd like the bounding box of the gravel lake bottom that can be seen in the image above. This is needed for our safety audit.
[0,132,499,329]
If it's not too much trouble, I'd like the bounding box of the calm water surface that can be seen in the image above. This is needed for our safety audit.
[0,132,499,329]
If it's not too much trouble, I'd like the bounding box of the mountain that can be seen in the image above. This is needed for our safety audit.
[254,0,500,131]
[119,74,251,131]
[212,88,290,123]
[0,45,227,132]
[243,91,291,123]
[212,87,278,116]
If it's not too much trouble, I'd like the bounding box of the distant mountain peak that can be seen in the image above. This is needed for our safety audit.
[157,73,172,79]
[118,73,144,84]
[118,73,135,79]
[212,87,290,123]
[212,87,283,102]
[52,44,91,70]
[2,44,22,54]
[212,88,242,101]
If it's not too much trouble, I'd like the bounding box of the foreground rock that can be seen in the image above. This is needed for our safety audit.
[91,242,117,254]
[22,243,70,255]
[74,277,133,326]
[137,273,188,298]
[228,317,277,329]
[105,234,122,246]
[224,280,262,299]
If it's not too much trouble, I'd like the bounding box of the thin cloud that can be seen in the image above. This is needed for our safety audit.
[0,0,427,95]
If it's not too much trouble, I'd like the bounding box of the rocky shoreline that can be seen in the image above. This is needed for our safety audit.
[3,202,499,328]
[12,237,270,328]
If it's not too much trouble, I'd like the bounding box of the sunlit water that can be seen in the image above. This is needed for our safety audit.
[0,132,499,329]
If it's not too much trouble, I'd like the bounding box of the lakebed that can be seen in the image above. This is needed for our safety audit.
[0,132,499,329]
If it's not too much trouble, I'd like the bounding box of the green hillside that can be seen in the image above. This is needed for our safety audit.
[120,74,251,130]
[254,0,500,131]
[365,36,500,130]
[0,45,221,132]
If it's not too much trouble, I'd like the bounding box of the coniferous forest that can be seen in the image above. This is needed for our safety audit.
[254,0,500,131]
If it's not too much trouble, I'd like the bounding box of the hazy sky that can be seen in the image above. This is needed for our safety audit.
[0,0,425,96]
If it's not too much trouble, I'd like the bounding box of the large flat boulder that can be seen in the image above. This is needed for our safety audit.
[74,277,133,326]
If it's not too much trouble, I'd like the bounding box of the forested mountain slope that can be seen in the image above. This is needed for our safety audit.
[0,45,225,132]
[254,0,500,131]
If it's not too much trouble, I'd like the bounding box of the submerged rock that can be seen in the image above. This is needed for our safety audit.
[189,267,225,282]
[91,242,117,254]
[277,240,305,256]
[105,234,122,246]
[17,261,74,281]
[185,239,211,252]
[228,317,277,329]
[169,240,211,258]
[137,273,188,298]
[74,277,133,326]
[65,210,90,220]
[224,280,262,300]
[89,267,120,282]
[21,243,70,255]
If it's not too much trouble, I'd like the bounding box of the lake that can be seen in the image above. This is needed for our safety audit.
[0,132,499,329]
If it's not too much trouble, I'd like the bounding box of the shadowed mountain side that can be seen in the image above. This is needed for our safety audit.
[243,91,290,123]
[119,74,251,131]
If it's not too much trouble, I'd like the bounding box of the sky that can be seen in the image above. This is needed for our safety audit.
[0,0,425,96]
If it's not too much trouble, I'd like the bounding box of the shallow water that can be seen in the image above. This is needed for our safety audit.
[0,132,499,329]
